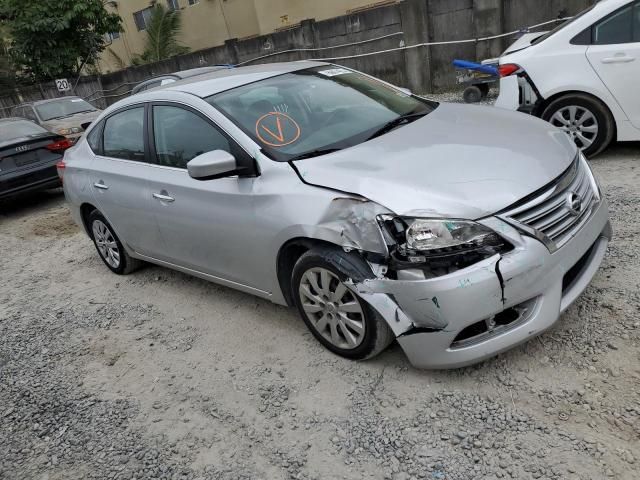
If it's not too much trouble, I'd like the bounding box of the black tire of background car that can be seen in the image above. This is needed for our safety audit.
[291,247,394,360]
[541,93,615,158]
[463,85,483,104]
[88,210,142,275]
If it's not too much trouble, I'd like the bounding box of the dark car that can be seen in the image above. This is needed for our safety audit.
[0,118,72,199]
[130,66,232,95]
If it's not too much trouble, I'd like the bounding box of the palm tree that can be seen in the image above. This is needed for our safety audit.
[132,5,189,65]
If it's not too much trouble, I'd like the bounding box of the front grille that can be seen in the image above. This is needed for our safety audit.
[501,156,599,251]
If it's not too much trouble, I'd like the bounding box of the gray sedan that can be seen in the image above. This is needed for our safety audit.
[12,97,101,143]
[61,61,611,368]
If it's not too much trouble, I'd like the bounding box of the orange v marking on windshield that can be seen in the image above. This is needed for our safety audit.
[255,112,301,148]
[261,116,285,143]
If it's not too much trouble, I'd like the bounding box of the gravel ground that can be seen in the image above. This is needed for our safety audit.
[1,95,639,479]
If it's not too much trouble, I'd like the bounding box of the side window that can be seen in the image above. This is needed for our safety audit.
[635,2,640,41]
[87,122,103,154]
[593,4,633,44]
[152,105,233,169]
[103,107,145,161]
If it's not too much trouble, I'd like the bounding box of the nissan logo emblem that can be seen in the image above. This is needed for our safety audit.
[566,191,583,216]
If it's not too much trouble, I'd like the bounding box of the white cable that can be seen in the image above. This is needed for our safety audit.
[251,17,572,64]
[234,31,405,66]
[83,81,140,99]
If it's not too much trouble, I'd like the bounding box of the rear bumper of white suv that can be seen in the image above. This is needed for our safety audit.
[495,75,539,113]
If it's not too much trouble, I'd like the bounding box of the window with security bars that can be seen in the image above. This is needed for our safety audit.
[133,7,154,31]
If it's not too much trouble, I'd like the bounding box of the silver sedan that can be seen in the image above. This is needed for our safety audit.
[61,61,611,368]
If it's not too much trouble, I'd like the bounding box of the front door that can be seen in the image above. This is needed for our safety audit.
[145,103,263,290]
[586,1,640,129]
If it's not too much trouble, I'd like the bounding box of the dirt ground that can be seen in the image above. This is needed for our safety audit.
[1,141,639,480]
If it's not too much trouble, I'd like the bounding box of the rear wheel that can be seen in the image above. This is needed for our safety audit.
[88,210,141,275]
[291,248,394,360]
[541,94,615,157]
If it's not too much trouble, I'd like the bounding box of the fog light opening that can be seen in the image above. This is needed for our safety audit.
[451,307,522,349]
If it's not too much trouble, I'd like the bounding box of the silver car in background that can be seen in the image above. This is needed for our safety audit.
[61,62,611,368]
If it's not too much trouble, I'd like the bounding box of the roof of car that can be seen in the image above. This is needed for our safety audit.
[161,61,330,98]
[174,66,231,78]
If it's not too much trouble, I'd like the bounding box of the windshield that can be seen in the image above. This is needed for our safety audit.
[206,66,437,161]
[35,98,97,121]
[531,6,595,45]
[0,120,48,142]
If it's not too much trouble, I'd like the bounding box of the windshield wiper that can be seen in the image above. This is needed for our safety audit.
[366,112,428,141]
[288,147,343,161]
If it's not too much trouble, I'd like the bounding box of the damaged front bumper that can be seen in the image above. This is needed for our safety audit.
[351,200,611,369]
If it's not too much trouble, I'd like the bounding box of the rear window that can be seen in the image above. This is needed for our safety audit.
[0,120,48,142]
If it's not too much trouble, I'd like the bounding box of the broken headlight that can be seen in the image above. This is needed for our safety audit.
[378,216,512,271]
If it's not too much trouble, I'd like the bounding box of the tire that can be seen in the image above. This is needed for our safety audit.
[463,86,482,104]
[88,210,142,275]
[541,93,615,158]
[291,247,394,361]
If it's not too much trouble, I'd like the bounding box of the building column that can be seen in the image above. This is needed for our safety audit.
[224,39,239,66]
[473,0,504,61]
[400,0,433,94]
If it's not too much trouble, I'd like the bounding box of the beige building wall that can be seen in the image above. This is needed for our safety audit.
[253,0,385,34]
[98,0,390,73]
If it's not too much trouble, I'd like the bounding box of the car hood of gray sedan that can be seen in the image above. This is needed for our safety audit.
[292,103,577,219]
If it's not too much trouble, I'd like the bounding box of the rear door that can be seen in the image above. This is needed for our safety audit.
[85,105,165,257]
[586,1,640,129]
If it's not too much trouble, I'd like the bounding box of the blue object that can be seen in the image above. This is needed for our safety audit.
[452,59,498,76]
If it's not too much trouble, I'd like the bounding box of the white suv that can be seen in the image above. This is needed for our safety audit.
[496,0,640,156]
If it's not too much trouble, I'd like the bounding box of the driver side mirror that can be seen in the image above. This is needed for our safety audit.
[187,150,238,180]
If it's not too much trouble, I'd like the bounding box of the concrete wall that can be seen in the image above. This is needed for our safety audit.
[2,0,597,114]
[98,0,384,72]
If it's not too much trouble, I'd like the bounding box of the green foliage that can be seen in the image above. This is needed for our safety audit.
[0,30,14,88]
[132,5,189,65]
[0,0,122,81]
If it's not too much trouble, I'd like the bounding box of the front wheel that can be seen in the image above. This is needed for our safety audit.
[541,94,614,157]
[291,248,394,360]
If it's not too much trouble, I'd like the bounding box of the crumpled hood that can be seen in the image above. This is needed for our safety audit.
[42,110,101,133]
[293,103,576,219]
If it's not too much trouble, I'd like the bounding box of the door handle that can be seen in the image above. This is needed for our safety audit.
[601,56,635,64]
[93,182,109,190]
[152,193,175,203]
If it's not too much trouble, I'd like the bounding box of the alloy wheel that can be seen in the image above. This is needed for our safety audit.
[92,219,120,268]
[549,105,599,151]
[298,267,366,350]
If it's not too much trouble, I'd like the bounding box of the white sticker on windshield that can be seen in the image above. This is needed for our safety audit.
[71,99,83,102]
[318,68,351,77]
